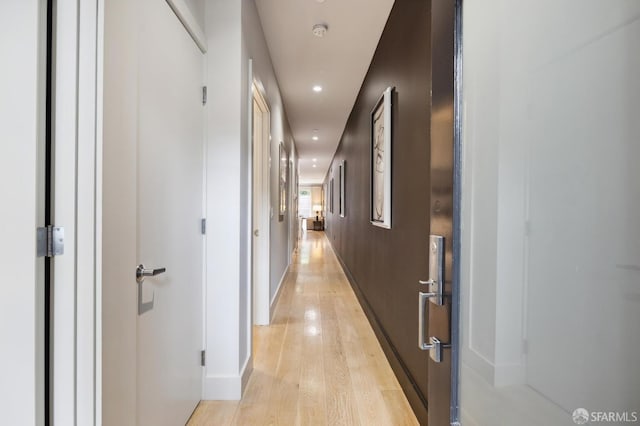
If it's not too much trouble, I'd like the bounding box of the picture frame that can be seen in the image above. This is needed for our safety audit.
[339,160,346,217]
[278,141,288,221]
[370,86,393,229]
[329,177,334,214]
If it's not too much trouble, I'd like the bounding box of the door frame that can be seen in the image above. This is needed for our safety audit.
[50,0,101,424]
[426,0,463,424]
[251,80,272,326]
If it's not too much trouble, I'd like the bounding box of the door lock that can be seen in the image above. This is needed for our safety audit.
[419,235,445,305]
[418,291,451,362]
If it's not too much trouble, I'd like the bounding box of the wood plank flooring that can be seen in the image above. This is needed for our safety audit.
[188,231,418,426]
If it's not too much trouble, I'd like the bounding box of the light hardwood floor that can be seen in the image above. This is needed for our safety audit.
[188,231,418,426]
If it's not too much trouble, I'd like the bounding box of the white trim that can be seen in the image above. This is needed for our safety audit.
[203,376,243,400]
[165,0,207,53]
[51,1,101,423]
[76,0,99,423]
[95,0,105,421]
[53,1,80,423]
[269,264,289,318]
[240,355,253,394]
[202,355,253,400]
[246,59,254,369]
[252,81,271,326]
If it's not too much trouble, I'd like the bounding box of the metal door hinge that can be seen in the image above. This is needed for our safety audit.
[201,350,206,366]
[37,226,64,257]
[201,218,206,235]
[202,86,207,105]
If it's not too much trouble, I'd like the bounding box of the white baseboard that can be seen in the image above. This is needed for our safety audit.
[463,346,495,385]
[203,355,253,400]
[241,355,253,392]
[203,375,242,400]
[462,346,526,387]
[269,264,289,319]
[494,360,526,386]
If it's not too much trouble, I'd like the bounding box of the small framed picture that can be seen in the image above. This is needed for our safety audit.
[278,142,288,221]
[339,160,346,217]
[371,87,393,229]
[329,177,334,214]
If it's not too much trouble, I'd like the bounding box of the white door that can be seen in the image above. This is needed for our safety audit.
[136,0,204,424]
[252,88,271,325]
[460,1,640,425]
[0,2,45,425]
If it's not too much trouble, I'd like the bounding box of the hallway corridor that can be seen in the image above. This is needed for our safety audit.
[188,231,418,425]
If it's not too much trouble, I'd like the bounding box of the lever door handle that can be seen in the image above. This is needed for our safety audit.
[254,229,259,237]
[136,264,166,283]
[136,264,165,315]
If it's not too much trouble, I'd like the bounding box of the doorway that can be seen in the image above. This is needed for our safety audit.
[252,84,272,326]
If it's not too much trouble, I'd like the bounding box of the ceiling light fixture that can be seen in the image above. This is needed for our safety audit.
[312,158,317,162]
[312,136,319,141]
[312,164,317,168]
[312,85,323,92]
[312,23,328,38]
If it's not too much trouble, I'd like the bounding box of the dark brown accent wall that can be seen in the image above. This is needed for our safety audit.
[324,0,432,423]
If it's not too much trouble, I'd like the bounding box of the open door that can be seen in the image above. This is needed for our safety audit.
[458,1,640,425]
[252,84,271,325]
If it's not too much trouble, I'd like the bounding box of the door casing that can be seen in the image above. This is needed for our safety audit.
[252,82,272,326]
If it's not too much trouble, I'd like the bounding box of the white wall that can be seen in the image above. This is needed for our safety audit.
[241,0,297,309]
[461,0,640,423]
[0,2,45,424]
[203,0,244,399]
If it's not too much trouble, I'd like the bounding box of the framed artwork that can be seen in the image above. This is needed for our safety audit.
[339,160,346,217]
[278,141,288,221]
[370,86,393,229]
[329,178,334,214]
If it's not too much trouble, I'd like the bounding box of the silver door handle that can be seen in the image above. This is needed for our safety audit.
[418,292,451,362]
[254,229,259,237]
[136,264,165,315]
[136,264,166,283]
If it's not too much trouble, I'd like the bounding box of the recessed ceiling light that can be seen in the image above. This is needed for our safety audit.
[312,158,317,162]
[312,135,319,141]
[312,85,323,92]
[315,0,326,3]
[312,24,328,38]
[312,164,317,168]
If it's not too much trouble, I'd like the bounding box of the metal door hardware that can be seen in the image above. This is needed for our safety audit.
[136,265,167,283]
[420,336,451,363]
[136,264,166,315]
[418,291,451,362]
[254,229,259,237]
[36,226,64,257]
[419,235,444,305]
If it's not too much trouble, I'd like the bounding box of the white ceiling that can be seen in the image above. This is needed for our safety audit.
[255,0,395,185]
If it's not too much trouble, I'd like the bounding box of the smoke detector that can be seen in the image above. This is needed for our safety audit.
[312,24,328,38]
